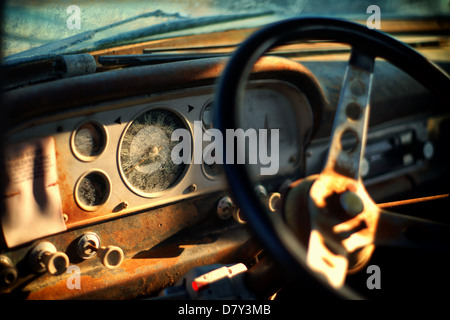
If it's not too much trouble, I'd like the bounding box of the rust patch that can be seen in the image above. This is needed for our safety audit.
[22,225,252,300]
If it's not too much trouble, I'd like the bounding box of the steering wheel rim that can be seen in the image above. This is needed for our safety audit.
[214,17,450,299]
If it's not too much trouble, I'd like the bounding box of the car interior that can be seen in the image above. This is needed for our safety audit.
[0,0,449,301]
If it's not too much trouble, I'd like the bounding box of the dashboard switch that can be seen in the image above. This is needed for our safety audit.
[232,208,247,224]
[267,192,282,213]
[98,246,124,269]
[0,255,18,288]
[29,242,69,275]
[217,196,236,220]
[76,232,101,260]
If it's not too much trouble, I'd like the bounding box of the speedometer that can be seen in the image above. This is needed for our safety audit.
[119,108,187,196]
[237,85,306,177]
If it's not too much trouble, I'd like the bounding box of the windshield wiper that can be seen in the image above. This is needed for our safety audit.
[96,35,449,68]
[3,10,274,67]
[3,10,184,67]
[94,10,275,49]
[98,53,228,66]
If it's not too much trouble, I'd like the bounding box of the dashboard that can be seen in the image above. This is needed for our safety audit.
[0,56,321,298]
[5,78,309,234]
[1,52,448,299]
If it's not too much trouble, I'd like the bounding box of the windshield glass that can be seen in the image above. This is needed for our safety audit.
[2,0,449,60]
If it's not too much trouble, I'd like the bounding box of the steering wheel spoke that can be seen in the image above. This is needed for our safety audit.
[306,229,349,288]
[324,49,374,180]
[306,171,379,287]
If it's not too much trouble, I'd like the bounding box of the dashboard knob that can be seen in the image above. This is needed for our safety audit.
[29,242,69,275]
[267,192,282,213]
[256,185,282,213]
[76,232,101,260]
[0,255,18,288]
[98,246,124,269]
[232,208,247,224]
[422,141,434,160]
[217,196,236,220]
[254,185,268,199]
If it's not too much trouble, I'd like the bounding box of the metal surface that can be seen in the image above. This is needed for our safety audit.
[378,194,449,209]
[1,55,323,298]
[98,245,124,269]
[320,51,374,180]
[5,78,309,233]
[0,191,257,299]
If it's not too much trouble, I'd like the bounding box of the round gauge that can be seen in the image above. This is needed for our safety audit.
[75,171,111,211]
[201,101,214,130]
[237,86,305,176]
[201,101,223,179]
[119,109,188,196]
[72,121,107,161]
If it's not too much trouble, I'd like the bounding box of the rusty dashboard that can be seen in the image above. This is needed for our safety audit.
[1,46,449,299]
[0,56,322,299]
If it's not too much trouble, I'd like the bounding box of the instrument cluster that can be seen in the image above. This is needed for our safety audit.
[3,80,310,248]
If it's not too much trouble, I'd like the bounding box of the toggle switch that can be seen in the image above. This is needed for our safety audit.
[29,242,69,275]
[76,233,124,269]
[76,232,101,260]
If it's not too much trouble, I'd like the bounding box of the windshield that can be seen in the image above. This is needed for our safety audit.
[2,0,449,60]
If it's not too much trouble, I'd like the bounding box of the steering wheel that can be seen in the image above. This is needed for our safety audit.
[214,17,450,298]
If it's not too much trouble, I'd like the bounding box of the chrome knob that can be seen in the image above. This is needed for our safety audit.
[76,232,101,260]
[29,242,69,275]
[0,255,18,287]
[217,196,236,220]
[98,246,124,269]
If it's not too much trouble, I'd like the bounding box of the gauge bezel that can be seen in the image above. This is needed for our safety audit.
[200,99,223,180]
[200,99,214,131]
[118,106,192,198]
[74,169,112,212]
[202,160,223,180]
[70,120,108,162]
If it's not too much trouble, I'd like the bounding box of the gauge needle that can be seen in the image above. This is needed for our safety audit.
[125,146,162,174]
